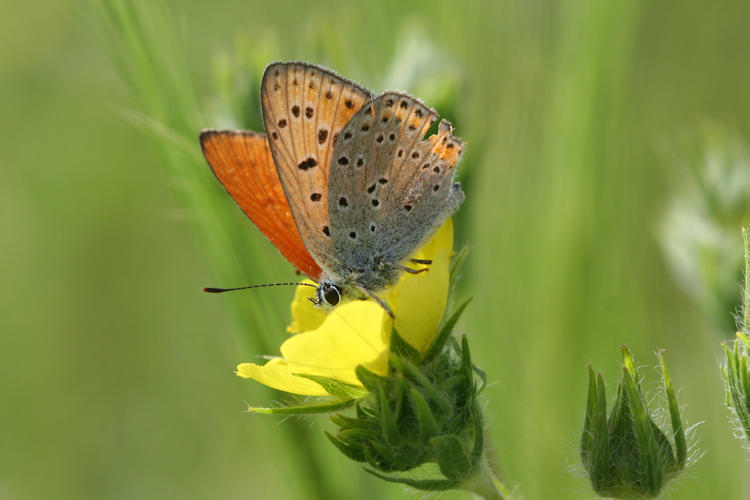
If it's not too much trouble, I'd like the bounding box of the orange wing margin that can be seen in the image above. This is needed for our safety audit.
[200,129,323,280]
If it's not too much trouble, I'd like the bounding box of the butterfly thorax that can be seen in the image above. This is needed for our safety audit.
[315,253,415,310]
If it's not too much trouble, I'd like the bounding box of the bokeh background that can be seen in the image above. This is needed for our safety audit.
[3,1,750,498]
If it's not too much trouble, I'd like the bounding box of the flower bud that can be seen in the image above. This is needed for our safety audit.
[581,346,687,498]
[326,327,484,490]
[722,333,750,442]
[721,228,750,444]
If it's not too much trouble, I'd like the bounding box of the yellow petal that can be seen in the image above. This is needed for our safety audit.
[281,300,391,384]
[389,220,453,352]
[236,358,330,396]
[287,279,327,333]
[238,301,391,395]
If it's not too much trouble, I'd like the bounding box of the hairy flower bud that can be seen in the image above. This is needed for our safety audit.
[326,305,484,490]
[581,346,687,498]
[721,228,750,444]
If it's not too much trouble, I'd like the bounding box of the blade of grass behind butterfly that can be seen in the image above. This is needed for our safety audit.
[89,3,341,499]
[90,0,291,353]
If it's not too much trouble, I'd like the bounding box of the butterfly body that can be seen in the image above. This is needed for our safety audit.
[201,62,464,313]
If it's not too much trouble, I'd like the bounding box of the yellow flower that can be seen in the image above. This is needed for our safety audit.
[236,219,454,396]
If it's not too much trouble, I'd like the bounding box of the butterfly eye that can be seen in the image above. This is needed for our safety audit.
[322,284,341,306]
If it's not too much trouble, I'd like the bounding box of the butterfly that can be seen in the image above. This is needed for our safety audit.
[200,61,464,317]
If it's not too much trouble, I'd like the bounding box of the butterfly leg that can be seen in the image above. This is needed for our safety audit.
[409,259,432,265]
[356,285,395,319]
[398,265,429,275]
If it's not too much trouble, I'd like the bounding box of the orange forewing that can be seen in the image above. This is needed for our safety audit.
[200,129,323,280]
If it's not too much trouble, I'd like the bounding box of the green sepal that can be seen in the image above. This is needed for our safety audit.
[364,468,460,491]
[338,427,381,443]
[442,373,469,393]
[377,386,400,446]
[430,435,472,481]
[460,335,473,378]
[325,431,365,462]
[723,334,750,439]
[330,412,371,430]
[580,366,595,470]
[469,401,484,465]
[742,354,750,412]
[424,297,473,363]
[393,377,409,422]
[355,364,390,393]
[390,327,422,362]
[390,355,452,412]
[368,440,424,471]
[409,388,439,441]
[581,367,610,492]
[621,364,663,496]
[472,363,487,393]
[659,350,687,470]
[248,398,353,415]
[356,400,377,419]
[294,373,368,400]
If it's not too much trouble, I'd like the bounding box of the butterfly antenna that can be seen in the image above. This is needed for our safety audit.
[203,282,317,293]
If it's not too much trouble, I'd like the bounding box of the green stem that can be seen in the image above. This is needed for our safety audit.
[459,455,513,500]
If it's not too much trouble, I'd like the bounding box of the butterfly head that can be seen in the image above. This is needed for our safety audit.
[312,281,342,308]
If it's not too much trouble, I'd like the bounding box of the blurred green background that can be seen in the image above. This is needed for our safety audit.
[3,1,750,498]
